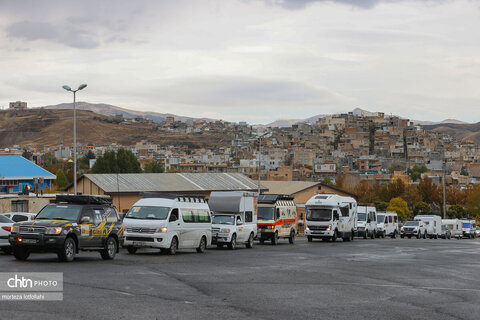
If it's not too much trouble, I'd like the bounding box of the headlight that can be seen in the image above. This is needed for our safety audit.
[220,228,230,233]
[270,225,275,230]
[45,227,62,235]
[156,227,168,233]
[326,224,332,231]
[12,225,19,233]
[305,225,310,231]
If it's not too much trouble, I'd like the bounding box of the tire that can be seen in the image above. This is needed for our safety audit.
[417,232,421,239]
[288,230,295,244]
[332,231,337,242]
[228,234,237,250]
[246,233,254,248]
[1,247,12,255]
[196,236,207,253]
[168,236,178,255]
[101,236,118,260]
[371,231,375,239]
[363,231,367,239]
[58,237,76,262]
[423,232,427,239]
[13,247,29,261]
[127,246,137,254]
[391,231,397,239]
[307,236,313,242]
[351,230,354,241]
[271,232,278,245]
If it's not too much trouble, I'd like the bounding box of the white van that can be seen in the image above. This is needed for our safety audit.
[414,215,441,239]
[442,219,462,239]
[376,212,399,238]
[461,219,477,239]
[356,205,377,239]
[123,193,212,255]
[210,191,257,250]
[304,194,357,242]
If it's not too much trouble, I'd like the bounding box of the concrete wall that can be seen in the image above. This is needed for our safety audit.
[0,195,55,214]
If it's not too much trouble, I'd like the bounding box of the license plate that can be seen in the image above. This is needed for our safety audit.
[22,239,37,244]
[132,241,148,246]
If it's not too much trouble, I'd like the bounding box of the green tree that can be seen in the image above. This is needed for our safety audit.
[144,160,164,173]
[385,178,406,200]
[466,185,480,221]
[55,169,69,189]
[92,149,141,174]
[418,177,441,205]
[375,201,389,212]
[447,204,465,219]
[414,201,430,215]
[322,177,332,185]
[408,165,428,182]
[387,197,412,222]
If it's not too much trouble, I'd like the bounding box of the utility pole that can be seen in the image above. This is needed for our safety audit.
[442,157,447,219]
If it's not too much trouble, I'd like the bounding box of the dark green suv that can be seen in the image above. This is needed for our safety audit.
[9,195,123,262]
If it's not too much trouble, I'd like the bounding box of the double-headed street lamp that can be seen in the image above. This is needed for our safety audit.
[62,84,87,195]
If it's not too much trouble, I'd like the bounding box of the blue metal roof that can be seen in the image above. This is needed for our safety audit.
[0,156,56,179]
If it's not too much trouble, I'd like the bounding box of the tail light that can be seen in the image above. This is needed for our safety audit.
[1,226,11,232]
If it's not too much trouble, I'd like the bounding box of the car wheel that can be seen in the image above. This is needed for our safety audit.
[288,230,295,244]
[332,231,337,242]
[417,232,421,239]
[196,236,207,253]
[127,246,137,254]
[228,234,237,250]
[58,237,76,262]
[392,231,397,239]
[271,232,279,245]
[371,230,375,239]
[423,232,427,239]
[101,237,118,260]
[168,237,178,255]
[363,232,367,239]
[246,233,254,248]
[13,247,29,261]
[351,230,354,241]
[307,236,313,242]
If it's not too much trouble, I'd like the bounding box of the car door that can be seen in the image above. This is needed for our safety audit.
[89,208,106,247]
[78,208,96,247]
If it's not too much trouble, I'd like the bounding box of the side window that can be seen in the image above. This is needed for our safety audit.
[182,209,194,223]
[93,209,104,225]
[12,215,28,222]
[105,207,119,223]
[394,216,398,223]
[388,216,393,223]
[81,209,94,223]
[197,210,210,223]
[169,208,179,222]
[245,211,253,223]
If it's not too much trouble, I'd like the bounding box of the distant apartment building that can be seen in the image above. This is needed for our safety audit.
[268,166,293,181]
[9,101,27,110]
[166,116,175,125]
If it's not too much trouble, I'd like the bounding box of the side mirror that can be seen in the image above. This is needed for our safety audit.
[118,212,126,220]
[81,216,91,224]
[237,219,243,225]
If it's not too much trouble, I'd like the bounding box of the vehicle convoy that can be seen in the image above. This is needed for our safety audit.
[461,219,476,239]
[376,212,399,238]
[356,205,377,239]
[0,215,14,254]
[442,219,462,239]
[257,194,297,245]
[123,193,212,255]
[414,215,442,239]
[210,191,257,249]
[8,195,123,262]
[304,194,357,242]
[400,220,427,239]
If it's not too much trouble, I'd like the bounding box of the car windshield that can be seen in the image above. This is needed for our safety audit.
[358,212,367,221]
[404,221,419,226]
[36,205,81,221]
[126,206,170,220]
[0,215,13,223]
[306,208,332,222]
[212,215,235,225]
[377,215,385,223]
[462,223,471,228]
[258,207,275,220]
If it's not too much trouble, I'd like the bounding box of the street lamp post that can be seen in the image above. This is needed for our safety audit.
[257,131,270,196]
[62,84,87,195]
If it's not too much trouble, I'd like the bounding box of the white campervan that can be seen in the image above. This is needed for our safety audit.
[305,194,357,242]
[461,219,477,239]
[414,215,441,239]
[376,212,399,238]
[210,191,257,250]
[442,219,462,239]
[123,193,212,255]
[356,205,377,239]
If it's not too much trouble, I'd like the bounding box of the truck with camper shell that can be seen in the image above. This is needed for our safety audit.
[414,215,441,239]
[256,194,297,245]
[123,193,212,255]
[442,219,462,239]
[461,219,476,239]
[210,191,257,250]
[376,212,399,238]
[356,205,377,239]
[304,194,357,242]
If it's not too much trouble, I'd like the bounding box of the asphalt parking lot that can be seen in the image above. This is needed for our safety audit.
[1,237,479,320]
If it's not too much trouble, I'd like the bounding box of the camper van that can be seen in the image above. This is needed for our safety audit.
[123,193,212,255]
[257,194,297,245]
[210,191,257,250]
[414,215,442,239]
[461,219,476,239]
[376,212,399,238]
[304,194,357,242]
[356,205,377,239]
[442,219,462,239]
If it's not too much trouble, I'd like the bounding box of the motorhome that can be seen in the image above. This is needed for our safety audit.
[257,194,297,245]
[210,191,257,250]
[461,219,477,239]
[442,219,462,239]
[356,205,377,239]
[304,194,357,242]
[376,212,399,238]
[414,215,441,239]
[123,193,212,255]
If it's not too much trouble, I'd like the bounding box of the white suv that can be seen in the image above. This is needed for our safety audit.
[401,220,427,239]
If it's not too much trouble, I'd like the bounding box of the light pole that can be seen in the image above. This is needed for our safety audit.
[62,84,87,195]
[257,131,270,196]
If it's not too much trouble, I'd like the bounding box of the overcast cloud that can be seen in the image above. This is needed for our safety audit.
[0,0,479,123]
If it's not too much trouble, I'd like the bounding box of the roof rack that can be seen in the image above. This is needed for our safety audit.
[258,194,295,204]
[55,195,112,205]
[141,193,207,203]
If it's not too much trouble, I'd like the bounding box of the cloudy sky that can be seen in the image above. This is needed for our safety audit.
[0,0,479,123]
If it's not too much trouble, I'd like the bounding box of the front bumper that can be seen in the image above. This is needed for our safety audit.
[9,233,66,251]
[123,233,168,248]
[211,233,231,244]
[257,229,275,240]
[305,230,334,238]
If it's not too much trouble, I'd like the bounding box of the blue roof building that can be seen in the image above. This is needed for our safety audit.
[0,156,56,194]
